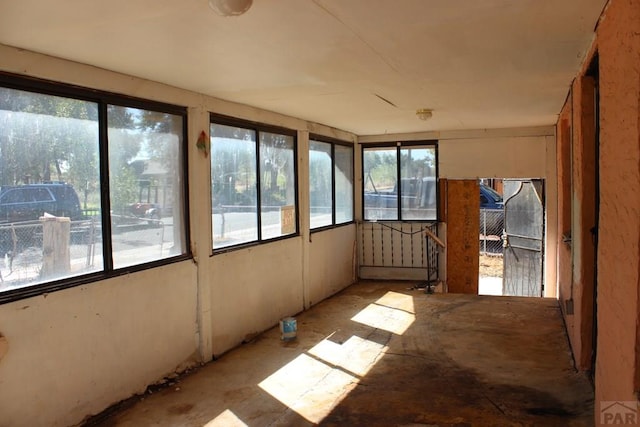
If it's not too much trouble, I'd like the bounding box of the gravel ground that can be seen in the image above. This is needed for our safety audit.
[480,254,503,278]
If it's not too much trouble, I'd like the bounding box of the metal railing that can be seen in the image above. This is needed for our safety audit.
[358,221,439,284]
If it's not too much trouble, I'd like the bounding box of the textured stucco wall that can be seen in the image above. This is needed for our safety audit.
[556,105,576,354]
[593,0,640,409]
[555,2,640,417]
[573,75,598,371]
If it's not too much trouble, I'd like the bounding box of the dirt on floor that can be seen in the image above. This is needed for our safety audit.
[480,254,503,278]
[89,281,594,427]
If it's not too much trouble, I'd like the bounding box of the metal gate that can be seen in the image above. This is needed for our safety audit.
[502,180,544,296]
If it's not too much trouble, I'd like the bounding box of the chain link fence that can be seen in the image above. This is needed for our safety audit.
[0,219,102,289]
[0,216,166,291]
[0,221,43,285]
[479,208,504,255]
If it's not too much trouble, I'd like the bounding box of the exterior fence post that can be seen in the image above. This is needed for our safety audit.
[40,216,70,279]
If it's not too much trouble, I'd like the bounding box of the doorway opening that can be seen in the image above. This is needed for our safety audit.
[478,178,546,297]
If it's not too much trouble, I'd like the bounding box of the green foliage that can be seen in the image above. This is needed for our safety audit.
[138,110,182,174]
[260,133,294,205]
[309,146,331,207]
[364,147,435,193]
[0,87,101,187]
[400,147,435,180]
[210,124,257,207]
[364,150,396,191]
[109,165,138,214]
[0,87,185,228]
[210,127,295,208]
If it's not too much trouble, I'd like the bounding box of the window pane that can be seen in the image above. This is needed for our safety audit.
[363,147,397,220]
[400,147,437,220]
[0,87,101,290]
[260,132,296,239]
[210,123,257,249]
[309,140,332,229]
[335,144,353,224]
[108,106,186,268]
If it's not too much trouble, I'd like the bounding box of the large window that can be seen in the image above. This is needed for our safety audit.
[363,142,437,221]
[210,117,297,250]
[309,138,354,229]
[0,75,189,303]
[107,105,186,268]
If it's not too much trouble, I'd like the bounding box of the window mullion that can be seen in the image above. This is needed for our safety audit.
[255,130,263,241]
[330,143,336,225]
[396,145,402,221]
[99,103,114,271]
[293,134,300,235]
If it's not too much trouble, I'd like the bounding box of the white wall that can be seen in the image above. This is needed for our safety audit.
[0,263,199,427]
[439,135,547,179]
[0,43,357,426]
[209,238,305,355]
[308,225,357,307]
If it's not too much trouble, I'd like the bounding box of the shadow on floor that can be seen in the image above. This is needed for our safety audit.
[88,281,593,427]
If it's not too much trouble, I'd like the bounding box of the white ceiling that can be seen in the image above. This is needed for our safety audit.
[0,0,606,135]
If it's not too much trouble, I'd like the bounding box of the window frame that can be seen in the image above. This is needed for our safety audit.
[361,140,439,222]
[0,72,191,305]
[309,134,355,233]
[209,113,299,254]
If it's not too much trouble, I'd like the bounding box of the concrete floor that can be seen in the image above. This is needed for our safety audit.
[89,281,594,427]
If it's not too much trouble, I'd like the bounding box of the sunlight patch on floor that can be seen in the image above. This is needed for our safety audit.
[308,334,387,377]
[257,291,413,423]
[203,409,248,427]
[351,291,415,335]
[258,353,357,423]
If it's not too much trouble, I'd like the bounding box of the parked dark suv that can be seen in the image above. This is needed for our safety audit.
[0,183,83,224]
[479,183,504,210]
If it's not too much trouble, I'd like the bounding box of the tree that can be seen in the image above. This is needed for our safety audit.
[132,109,186,252]
[260,133,294,206]
[0,87,101,188]
[106,106,141,214]
[364,149,396,192]
[211,124,256,207]
[309,143,332,209]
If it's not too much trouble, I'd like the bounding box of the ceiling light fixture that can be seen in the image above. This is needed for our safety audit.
[208,0,253,16]
[416,109,433,121]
